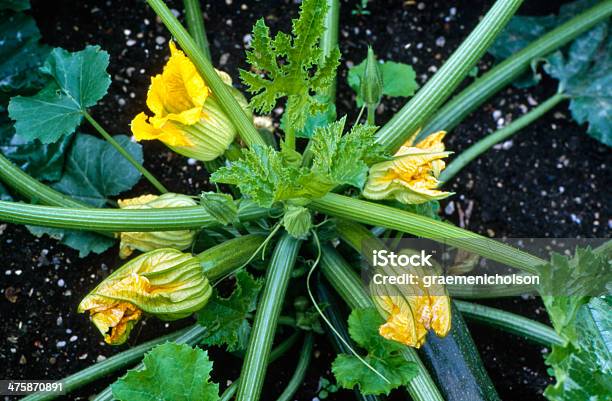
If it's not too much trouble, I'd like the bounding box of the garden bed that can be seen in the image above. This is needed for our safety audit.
[1,0,610,400]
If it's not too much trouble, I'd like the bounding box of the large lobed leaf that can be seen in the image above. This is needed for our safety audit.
[239,0,340,131]
[197,271,263,351]
[112,343,219,401]
[8,45,111,143]
[0,0,30,11]
[332,308,418,395]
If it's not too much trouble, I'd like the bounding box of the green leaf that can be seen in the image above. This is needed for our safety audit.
[282,205,312,239]
[538,247,611,342]
[240,0,340,131]
[8,45,111,143]
[112,343,219,401]
[52,133,143,207]
[0,0,30,12]
[26,226,114,258]
[1,109,73,182]
[211,144,334,208]
[348,59,418,106]
[199,192,238,225]
[197,271,263,351]
[331,308,418,395]
[544,296,612,401]
[310,117,387,189]
[280,97,336,139]
[0,11,49,104]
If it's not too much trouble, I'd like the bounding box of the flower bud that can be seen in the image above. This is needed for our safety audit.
[78,249,212,345]
[362,131,453,204]
[117,193,197,258]
[131,42,251,162]
[360,46,383,107]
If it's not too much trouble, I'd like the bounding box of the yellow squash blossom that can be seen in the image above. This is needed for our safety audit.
[370,249,451,347]
[78,249,211,345]
[362,131,453,204]
[131,42,249,161]
[117,193,197,259]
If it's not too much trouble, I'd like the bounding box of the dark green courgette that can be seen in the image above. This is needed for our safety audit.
[418,302,500,401]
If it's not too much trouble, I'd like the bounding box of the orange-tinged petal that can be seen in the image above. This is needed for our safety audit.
[131,113,193,147]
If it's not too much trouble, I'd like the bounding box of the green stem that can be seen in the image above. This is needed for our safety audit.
[91,325,207,401]
[320,245,444,401]
[0,201,274,231]
[455,300,563,346]
[0,153,85,208]
[22,328,191,401]
[439,93,567,183]
[145,0,266,149]
[310,193,546,273]
[367,105,376,125]
[183,0,211,60]
[421,0,612,137]
[219,332,301,401]
[275,333,314,401]
[236,233,301,401]
[321,0,340,99]
[375,0,524,153]
[83,112,168,194]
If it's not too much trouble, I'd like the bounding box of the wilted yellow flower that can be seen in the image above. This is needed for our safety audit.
[131,42,248,161]
[370,249,451,347]
[78,249,211,345]
[362,131,453,204]
[117,193,197,259]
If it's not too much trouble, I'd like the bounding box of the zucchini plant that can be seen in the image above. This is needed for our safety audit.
[0,0,610,400]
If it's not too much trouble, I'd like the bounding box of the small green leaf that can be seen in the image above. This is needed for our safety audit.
[112,343,219,401]
[332,308,418,395]
[348,59,418,106]
[240,0,340,130]
[52,134,143,207]
[282,205,312,239]
[310,117,387,189]
[8,45,111,143]
[200,192,238,225]
[26,226,114,258]
[197,271,263,351]
[0,11,49,103]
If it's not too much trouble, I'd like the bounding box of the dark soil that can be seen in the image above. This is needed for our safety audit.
[1,0,609,400]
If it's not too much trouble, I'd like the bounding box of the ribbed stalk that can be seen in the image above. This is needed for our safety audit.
[91,325,207,401]
[310,193,546,273]
[440,93,567,182]
[183,0,211,60]
[145,0,266,149]
[83,112,168,194]
[447,280,536,299]
[0,201,273,231]
[275,333,314,401]
[320,245,444,401]
[321,0,340,99]
[219,332,300,401]
[0,153,85,208]
[375,0,524,152]
[236,233,301,401]
[455,300,563,346]
[21,328,190,401]
[422,0,612,136]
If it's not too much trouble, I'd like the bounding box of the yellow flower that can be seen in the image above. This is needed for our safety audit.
[117,193,198,259]
[78,249,211,345]
[370,249,451,347]
[131,42,247,161]
[362,131,453,204]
